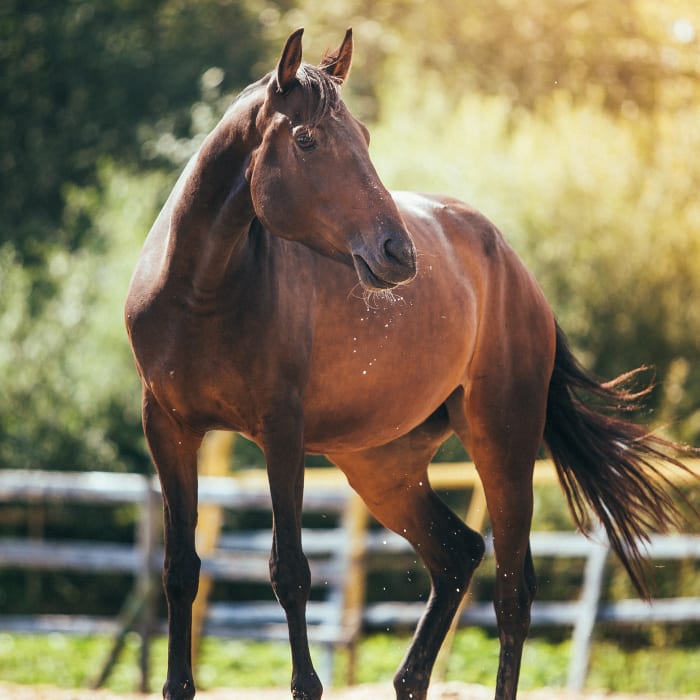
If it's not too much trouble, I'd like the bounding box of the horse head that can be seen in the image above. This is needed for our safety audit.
[246,28,417,291]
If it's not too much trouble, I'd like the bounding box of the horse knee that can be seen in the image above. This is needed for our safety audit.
[269,548,311,611]
[495,596,532,634]
[163,550,201,605]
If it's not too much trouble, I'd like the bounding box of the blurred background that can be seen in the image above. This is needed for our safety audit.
[1,0,699,693]
[2,0,700,474]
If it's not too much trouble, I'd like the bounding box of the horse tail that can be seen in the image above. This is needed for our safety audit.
[543,321,695,598]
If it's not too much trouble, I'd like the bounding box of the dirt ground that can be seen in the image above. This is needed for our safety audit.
[2,683,699,700]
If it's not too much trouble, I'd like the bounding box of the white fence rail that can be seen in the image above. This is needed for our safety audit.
[1,465,699,692]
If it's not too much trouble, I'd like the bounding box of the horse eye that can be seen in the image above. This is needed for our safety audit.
[294,127,316,151]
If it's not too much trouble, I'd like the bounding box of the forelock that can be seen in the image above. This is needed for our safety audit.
[295,64,342,124]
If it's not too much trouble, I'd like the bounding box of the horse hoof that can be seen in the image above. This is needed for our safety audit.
[162,677,196,700]
[394,672,428,700]
[291,670,323,700]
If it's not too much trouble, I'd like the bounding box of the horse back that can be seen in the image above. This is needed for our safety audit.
[393,190,554,344]
[395,190,556,396]
[400,191,557,449]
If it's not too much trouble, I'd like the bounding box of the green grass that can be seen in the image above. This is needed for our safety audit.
[0,629,699,694]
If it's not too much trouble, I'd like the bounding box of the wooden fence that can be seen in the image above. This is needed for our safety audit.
[1,459,699,692]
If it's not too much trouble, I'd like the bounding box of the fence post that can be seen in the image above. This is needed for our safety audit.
[191,430,235,666]
[137,476,161,692]
[92,474,160,691]
[567,524,608,691]
[338,492,370,685]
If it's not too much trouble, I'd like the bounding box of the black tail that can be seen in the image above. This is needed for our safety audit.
[543,322,696,598]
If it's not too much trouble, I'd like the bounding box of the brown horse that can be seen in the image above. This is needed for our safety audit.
[125,29,693,700]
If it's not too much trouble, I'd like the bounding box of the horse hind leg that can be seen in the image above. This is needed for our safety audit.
[448,380,545,700]
[329,418,485,700]
[392,488,486,700]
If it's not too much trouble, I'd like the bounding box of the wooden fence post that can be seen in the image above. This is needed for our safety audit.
[339,492,370,685]
[191,430,235,665]
[92,474,160,691]
[137,478,161,692]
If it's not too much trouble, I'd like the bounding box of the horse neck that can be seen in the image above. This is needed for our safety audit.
[166,104,259,301]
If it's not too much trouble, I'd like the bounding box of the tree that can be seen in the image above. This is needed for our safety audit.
[0,165,171,472]
[286,0,700,117]
[0,0,275,261]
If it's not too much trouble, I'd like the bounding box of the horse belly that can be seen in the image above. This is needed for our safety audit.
[302,295,472,453]
[303,388,452,454]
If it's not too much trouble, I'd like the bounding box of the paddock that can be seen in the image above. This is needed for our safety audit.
[1,683,698,700]
[2,461,699,697]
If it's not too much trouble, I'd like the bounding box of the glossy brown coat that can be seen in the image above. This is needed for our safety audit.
[126,29,694,700]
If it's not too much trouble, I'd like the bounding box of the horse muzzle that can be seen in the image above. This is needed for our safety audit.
[352,231,417,291]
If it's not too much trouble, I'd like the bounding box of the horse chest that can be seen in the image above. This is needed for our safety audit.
[135,307,273,434]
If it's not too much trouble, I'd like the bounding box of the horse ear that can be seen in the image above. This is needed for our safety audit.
[320,28,353,83]
[276,28,304,93]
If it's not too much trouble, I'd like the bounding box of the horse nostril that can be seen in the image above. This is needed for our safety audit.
[383,235,415,269]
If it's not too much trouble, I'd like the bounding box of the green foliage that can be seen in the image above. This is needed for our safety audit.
[2,629,700,693]
[588,638,700,694]
[280,0,700,119]
[0,632,113,689]
[0,164,167,472]
[0,0,275,259]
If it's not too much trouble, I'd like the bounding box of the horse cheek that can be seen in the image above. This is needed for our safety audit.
[249,159,280,230]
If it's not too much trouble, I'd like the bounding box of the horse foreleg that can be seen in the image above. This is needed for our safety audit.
[142,392,203,700]
[263,413,322,700]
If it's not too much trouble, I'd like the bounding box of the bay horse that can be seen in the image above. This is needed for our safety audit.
[125,28,693,700]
